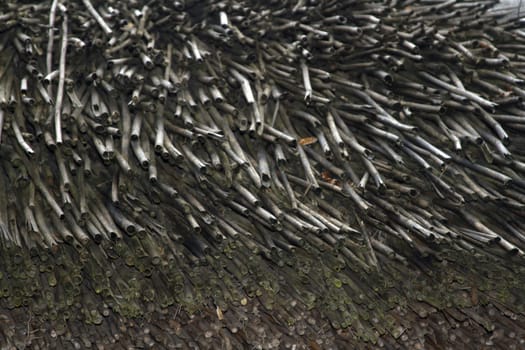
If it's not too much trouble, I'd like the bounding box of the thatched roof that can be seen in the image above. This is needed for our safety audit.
[0,0,525,348]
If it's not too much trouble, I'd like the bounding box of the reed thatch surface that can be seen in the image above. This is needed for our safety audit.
[1,0,525,348]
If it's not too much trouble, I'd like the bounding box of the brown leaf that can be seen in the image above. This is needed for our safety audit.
[299,137,317,146]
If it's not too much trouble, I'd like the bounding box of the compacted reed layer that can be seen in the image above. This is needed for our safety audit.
[1,0,525,348]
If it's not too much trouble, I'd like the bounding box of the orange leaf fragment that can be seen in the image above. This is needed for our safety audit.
[299,137,317,146]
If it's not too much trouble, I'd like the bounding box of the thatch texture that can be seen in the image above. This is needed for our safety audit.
[0,0,525,348]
